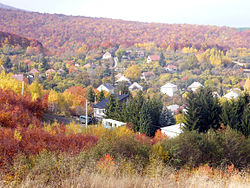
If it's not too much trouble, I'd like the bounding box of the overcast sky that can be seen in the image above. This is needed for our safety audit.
[1,0,250,27]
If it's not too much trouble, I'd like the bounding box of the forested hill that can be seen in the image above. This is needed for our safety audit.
[0,31,50,55]
[0,8,249,56]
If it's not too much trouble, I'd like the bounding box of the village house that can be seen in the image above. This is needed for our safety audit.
[13,74,24,81]
[167,104,180,114]
[45,69,56,76]
[93,94,129,121]
[223,89,241,100]
[136,50,145,58]
[160,83,178,97]
[141,71,155,81]
[29,68,39,75]
[97,83,115,93]
[166,64,178,72]
[129,82,143,92]
[160,123,184,138]
[115,75,131,84]
[147,55,160,63]
[102,51,112,60]
[188,82,203,92]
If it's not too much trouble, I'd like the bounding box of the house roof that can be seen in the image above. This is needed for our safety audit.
[115,73,123,79]
[161,123,184,138]
[166,65,177,69]
[103,52,112,58]
[101,83,114,90]
[29,68,39,74]
[167,104,180,112]
[188,82,203,89]
[116,75,131,83]
[142,71,155,77]
[223,91,239,100]
[161,83,177,88]
[148,55,160,61]
[13,74,23,81]
[129,82,143,90]
[45,69,55,74]
[93,94,129,109]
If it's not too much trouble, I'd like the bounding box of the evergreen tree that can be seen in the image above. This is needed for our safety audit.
[87,87,95,103]
[4,57,12,69]
[159,108,176,127]
[104,94,116,119]
[159,52,166,67]
[184,87,221,133]
[126,91,144,131]
[147,99,163,130]
[139,101,153,136]
[98,90,105,102]
[221,92,250,137]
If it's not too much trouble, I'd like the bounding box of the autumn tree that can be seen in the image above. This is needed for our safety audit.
[124,65,141,81]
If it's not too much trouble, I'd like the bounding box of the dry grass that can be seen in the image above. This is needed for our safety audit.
[1,168,249,188]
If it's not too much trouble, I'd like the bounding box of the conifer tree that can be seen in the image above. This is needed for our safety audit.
[139,101,153,136]
[184,87,221,133]
[221,92,250,137]
[159,52,166,67]
[87,87,95,103]
[98,90,105,102]
[104,94,116,119]
[159,108,176,127]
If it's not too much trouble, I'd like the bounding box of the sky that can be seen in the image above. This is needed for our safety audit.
[1,0,250,27]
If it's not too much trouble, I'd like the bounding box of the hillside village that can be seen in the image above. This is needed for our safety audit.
[0,4,249,187]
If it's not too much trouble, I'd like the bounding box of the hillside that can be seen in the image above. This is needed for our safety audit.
[0,8,249,56]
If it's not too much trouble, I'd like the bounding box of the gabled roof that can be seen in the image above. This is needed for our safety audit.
[93,94,129,109]
[161,123,184,138]
[166,65,177,69]
[116,75,131,83]
[103,52,112,58]
[101,83,114,90]
[142,71,155,77]
[167,104,180,112]
[29,68,39,74]
[148,55,160,61]
[13,74,23,81]
[161,83,177,88]
[188,82,203,89]
[129,82,143,90]
[223,91,239,100]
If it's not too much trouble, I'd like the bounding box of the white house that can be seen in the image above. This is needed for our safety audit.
[160,123,184,138]
[102,52,112,59]
[188,82,203,92]
[102,119,127,128]
[116,75,131,84]
[160,83,178,97]
[97,83,114,93]
[223,91,240,100]
[167,104,180,114]
[129,82,143,91]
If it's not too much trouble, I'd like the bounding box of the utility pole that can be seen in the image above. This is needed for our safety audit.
[21,80,24,96]
[85,99,88,128]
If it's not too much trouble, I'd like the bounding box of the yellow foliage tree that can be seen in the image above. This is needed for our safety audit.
[124,65,141,81]
[29,81,43,100]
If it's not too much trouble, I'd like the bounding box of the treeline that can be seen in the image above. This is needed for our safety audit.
[0,9,249,55]
[105,88,250,138]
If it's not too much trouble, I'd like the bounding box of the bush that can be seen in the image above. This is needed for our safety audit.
[162,127,250,169]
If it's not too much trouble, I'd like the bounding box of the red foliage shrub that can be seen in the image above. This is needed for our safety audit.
[0,89,44,128]
[0,127,98,168]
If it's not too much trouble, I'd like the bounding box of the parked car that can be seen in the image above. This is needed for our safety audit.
[79,115,92,124]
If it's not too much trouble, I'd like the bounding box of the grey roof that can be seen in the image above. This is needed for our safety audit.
[93,94,129,109]
[102,83,114,90]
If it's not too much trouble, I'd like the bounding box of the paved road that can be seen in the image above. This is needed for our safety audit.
[42,113,79,125]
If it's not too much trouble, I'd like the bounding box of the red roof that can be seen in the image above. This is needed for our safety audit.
[149,55,160,61]
[166,65,177,69]
[13,74,23,81]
